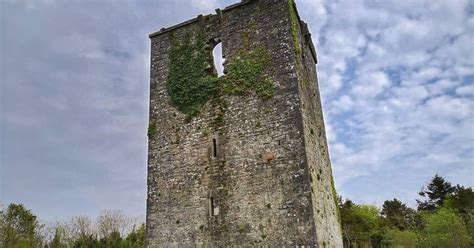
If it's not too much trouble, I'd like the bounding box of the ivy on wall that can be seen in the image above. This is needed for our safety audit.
[288,0,301,55]
[167,32,218,116]
[221,44,274,100]
[166,31,274,119]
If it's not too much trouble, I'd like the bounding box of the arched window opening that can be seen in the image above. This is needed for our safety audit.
[212,42,225,77]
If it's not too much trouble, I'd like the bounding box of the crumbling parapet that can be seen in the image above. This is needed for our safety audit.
[147,0,342,247]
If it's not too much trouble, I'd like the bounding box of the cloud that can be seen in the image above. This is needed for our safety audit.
[296,0,474,206]
[191,0,218,10]
[456,84,474,96]
[1,0,472,220]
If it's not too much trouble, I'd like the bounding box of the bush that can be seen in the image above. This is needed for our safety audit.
[419,208,472,247]
[384,229,419,248]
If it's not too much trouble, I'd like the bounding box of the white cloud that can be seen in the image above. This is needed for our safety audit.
[296,0,474,204]
[428,79,460,95]
[456,85,474,96]
[352,71,391,99]
[191,0,218,11]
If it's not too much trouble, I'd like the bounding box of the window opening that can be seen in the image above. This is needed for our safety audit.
[212,42,225,77]
[212,138,217,157]
[209,196,214,216]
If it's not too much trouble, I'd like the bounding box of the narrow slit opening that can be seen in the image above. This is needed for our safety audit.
[210,196,214,216]
[212,42,225,77]
[212,138,217,157]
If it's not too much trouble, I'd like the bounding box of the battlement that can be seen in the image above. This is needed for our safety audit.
[149,0,317,63]
[149,1,251,38]
[146,0,342,246]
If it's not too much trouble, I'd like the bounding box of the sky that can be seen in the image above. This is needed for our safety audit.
[1,0,473,221]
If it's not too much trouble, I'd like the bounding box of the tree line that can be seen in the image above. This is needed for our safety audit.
[1,174,472,247]
[0,208,145,248]
[339,174,473,247]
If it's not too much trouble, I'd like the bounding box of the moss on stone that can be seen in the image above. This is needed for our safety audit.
[148,120,157,137]
[331,177,342,226]
[221,45,274,99]
[288,0,301,55]
[167,31,219,117]
[167,31,275,120]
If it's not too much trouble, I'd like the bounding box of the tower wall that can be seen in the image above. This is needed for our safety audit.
[147,0,342,246]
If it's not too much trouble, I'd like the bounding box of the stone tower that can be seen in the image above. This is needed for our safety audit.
[146,0,343,247]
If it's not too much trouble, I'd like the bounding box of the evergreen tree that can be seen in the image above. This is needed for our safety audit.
[122,224,146,248]
[381,198,418,230]
[50,227,67,248]
[444,185,474,238]
[417,174,454,211]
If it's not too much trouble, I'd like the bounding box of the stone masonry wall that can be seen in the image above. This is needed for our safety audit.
[147,0,342,247]
[292,8,344,247]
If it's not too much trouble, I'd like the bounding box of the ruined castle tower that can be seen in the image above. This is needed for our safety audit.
[147,0,343,246]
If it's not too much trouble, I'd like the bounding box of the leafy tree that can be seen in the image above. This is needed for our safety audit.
[419,207,472,247]
[381,198,418,231]
[339,200,381,247]
[122,224,146,248]
[0,203,42,248]
[384,228,419,248]
[417,174,454,211]
[444,185,474,239]
[72,234,100,248]
[99,231,122,248]
[50,227,67,248]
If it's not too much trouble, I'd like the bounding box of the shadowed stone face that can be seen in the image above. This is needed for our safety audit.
[147,0,342,247]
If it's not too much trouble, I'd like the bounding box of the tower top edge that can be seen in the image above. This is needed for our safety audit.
[148,0,254,39]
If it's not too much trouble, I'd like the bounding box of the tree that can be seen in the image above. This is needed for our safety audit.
[419,207,472,247]
[122,224,146,248]
[339,200,382,248]
[99,231,122,248]
[0,203,42,248]
[72,234,100,248]
[384,229,419,248]
[381,198,418,230]
[50,227,67,248]
[417,174,454,211]
[69,216,94,243]
[97,209,130,239]
[444,185,474,238]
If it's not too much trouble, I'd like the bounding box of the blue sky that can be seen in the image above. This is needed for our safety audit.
[1,0,473,221]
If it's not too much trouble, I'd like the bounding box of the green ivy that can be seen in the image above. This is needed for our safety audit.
[167,31,274,119]
[288,0,301,55]
[148,121,157,137]
[221,44,274,99]
[331,176,342,228]
[167,32,218,116]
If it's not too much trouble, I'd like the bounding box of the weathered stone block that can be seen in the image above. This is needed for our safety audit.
[147,0,342,247]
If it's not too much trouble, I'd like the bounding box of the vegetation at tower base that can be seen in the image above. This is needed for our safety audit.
[0,205,146,248]
[2,175,472,247]
[166,31,274,119]
[338,174,473,248]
